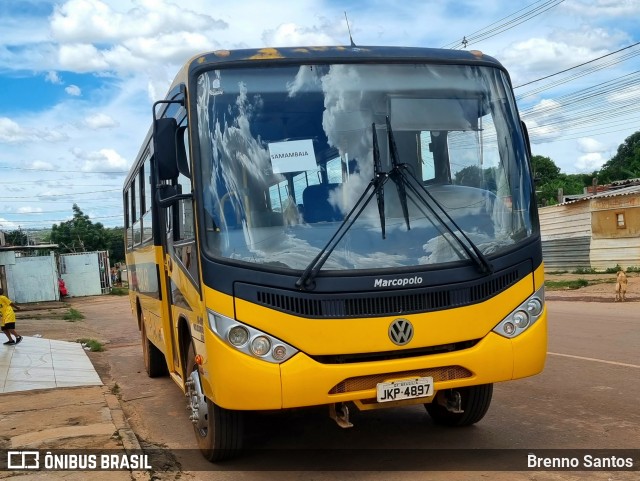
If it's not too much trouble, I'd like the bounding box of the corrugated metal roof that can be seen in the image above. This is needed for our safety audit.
[558,184,640,206]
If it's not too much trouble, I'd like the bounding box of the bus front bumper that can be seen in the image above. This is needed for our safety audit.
[202,310,547,411]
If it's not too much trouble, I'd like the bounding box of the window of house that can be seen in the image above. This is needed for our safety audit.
[616,212,626,228]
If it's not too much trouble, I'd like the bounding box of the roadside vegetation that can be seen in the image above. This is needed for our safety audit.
[63,308,85,321]
[545,279,590,290]
[77,338,104,352]
[544,264,634,291]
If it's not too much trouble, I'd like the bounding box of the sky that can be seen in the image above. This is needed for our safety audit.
[1,0,639,230]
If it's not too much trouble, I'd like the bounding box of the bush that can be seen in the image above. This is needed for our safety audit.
[76,338,104,352]
[604,264,622,274]
[546,279,589,290]
[64,308,85,321]
[573,266,597,274]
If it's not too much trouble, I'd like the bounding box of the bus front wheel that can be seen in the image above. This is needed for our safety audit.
[425,384,493,426]
[185,344,243,462]
[141,321,167,377]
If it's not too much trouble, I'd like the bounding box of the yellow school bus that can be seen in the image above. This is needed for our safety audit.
[123,46,546,461]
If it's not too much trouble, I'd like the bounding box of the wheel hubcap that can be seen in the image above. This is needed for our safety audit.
[185,370,208,436]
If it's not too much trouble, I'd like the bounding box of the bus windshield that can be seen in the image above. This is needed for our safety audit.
[196,63,536,272]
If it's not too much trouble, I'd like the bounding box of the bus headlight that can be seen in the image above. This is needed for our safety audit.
[228,326,249,347]
[493,286,544,339]
[250,336,271,357]
[207,310,298,363]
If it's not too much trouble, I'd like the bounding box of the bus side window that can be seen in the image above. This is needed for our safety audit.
[419,131,436,182]
[176,124,194,242]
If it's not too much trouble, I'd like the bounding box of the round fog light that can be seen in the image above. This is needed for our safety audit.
[503,322,515,335]
[228,326,249,346]
[251,336,271,356]
[526,298,543,317]
[272,345,287,361]
[513,310,530,329]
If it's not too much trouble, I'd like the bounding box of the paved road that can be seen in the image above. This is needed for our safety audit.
[75,296,640,480]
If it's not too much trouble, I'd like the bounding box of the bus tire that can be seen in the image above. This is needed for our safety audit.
[141,321,167,378]
[425,384,493,426]
[186,343,243,462]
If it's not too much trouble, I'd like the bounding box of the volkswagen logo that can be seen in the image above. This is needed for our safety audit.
[389,318,414,345]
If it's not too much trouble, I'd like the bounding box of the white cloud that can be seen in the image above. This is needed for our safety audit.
[500,38,608,83]
[30,161,55,170]
[50,0,227,43]
[49,0,228,75]
[73,147,129,174]
[576,152,607,172]
[564,0,640,17]
[607,84,640,103]
[46,71,63,84]
[0,117,31,143]
[58,44,110,72]
[262,23,337,47]
[17,207,44,214]
[0,118,68,143]
[65,85,82,96]
[577,138,606,154]
[83,113,118,129]
[0,218,20,230]
[522,99,565,143]
[38,190,67,201]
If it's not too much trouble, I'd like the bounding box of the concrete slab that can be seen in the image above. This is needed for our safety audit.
[0,336,102,393]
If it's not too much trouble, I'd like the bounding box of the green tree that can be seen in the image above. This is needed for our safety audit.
[104,227,125,264]
[453,165,497,192]
[4,229,27,246]
[599,131,640,182]
[50,204,107,253]
[531,155,560,184]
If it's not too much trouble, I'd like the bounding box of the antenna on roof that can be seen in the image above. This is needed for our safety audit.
[344,12,356,47]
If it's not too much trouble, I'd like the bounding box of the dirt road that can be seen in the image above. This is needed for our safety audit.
[11,287,640,480]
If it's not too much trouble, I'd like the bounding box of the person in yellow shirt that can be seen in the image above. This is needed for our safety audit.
[0,288,22,345]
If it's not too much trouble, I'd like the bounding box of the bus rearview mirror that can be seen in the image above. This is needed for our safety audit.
[154,117,179,180]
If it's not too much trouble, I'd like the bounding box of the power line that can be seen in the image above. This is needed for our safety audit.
[443,0,565,50]
[0,166,128,174]
[514,40,640,90]
[0,188,120,199]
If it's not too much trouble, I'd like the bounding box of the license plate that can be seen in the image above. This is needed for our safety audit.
[376,377,434,403]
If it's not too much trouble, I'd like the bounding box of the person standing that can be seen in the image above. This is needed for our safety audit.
[0,287,22,345]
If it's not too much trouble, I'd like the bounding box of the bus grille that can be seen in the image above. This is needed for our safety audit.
[242,265,522,318]
[329,366,472,394]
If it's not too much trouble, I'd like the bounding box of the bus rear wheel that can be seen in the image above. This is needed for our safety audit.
[425,384,493,426]
[185,344,243,462]
[141,321,167,377]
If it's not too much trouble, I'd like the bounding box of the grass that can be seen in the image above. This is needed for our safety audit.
[63,308,85,321]
[109,287,129,296]
[545,279,590,290]
[572,267,597,274]
[76,338,104,352]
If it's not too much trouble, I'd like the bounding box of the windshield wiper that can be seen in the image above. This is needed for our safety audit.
[373,123,386,239]
[386,116,411,232]
[296,124,389,290]
[385,117,493,275]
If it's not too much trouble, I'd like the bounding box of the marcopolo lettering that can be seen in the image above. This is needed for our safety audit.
[270,151,309,160]
[374,276,423,288]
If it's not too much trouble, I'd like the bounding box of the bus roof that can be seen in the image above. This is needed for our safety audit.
[169,45,506,94]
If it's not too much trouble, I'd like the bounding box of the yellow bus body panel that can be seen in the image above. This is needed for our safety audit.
[199,271,546,411]
[199,330,283,410]
[233,274,534,355]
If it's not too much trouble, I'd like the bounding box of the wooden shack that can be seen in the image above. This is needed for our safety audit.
[539,185,640,271]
